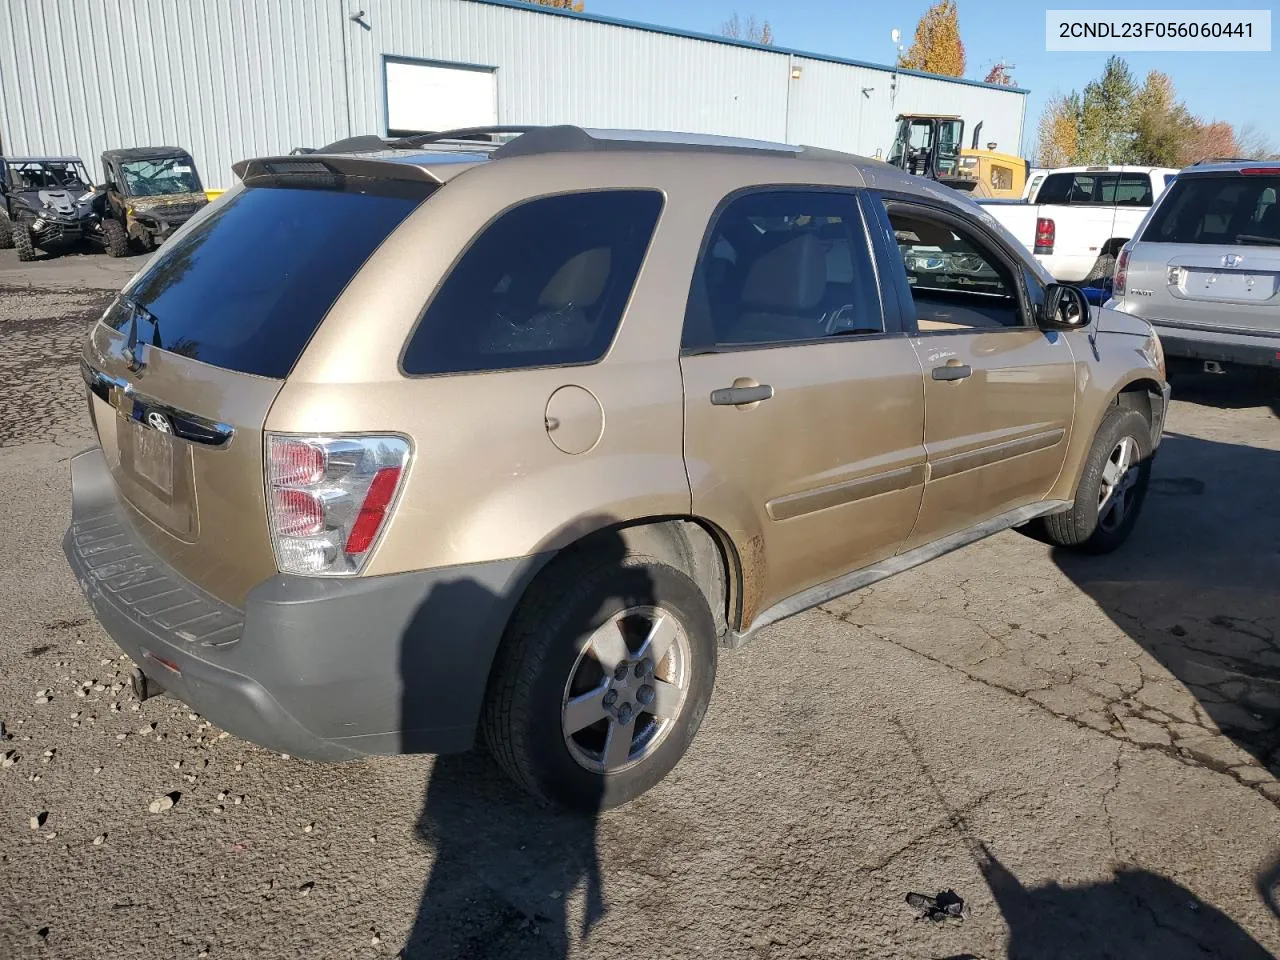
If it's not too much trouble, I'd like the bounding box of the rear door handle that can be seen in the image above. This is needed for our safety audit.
[931,363,972,382]
[710,383,774,406]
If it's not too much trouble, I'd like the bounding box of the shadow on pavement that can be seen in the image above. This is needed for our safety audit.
[976,843,1275,958]
[1052,431,1280,775]
[1167,360,1279,418]
[1259,849,1280,922]
[398,526,651,959]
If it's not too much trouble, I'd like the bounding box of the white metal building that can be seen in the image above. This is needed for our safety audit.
[0,0,1029,189]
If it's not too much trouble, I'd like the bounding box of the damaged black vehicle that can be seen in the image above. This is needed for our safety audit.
[100,147,209,252]
[0,156,125,260]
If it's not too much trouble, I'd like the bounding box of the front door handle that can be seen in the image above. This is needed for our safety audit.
[710,382,774,406]
[931,362,973,382]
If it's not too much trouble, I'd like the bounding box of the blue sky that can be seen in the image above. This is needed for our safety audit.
[583,0,1278,156]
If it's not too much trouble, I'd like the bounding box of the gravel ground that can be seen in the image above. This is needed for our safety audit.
[1,285,1278,959]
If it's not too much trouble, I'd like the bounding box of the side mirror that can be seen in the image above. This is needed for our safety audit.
[1040,283,1091,330]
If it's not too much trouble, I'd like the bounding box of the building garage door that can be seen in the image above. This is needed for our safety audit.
[384,57,498,137]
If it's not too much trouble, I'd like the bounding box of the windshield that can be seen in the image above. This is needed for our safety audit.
[119,157,202,196]
[1143,175,1280,246]
[11,161,91,192]
[888,120,935,169]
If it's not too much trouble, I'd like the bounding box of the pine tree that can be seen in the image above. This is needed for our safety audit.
[1077,56,1135,164]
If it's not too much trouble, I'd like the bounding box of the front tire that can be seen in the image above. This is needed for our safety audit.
[0,212,13,249]
[483,549,718,812]
[101,218,129,257]
[12,223,35,261]
[1042,405,1153,553]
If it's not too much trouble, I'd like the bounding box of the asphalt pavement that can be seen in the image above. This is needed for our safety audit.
[1,253,1278,959]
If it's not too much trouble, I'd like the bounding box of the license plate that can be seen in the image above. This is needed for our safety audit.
[131,421,174,496]
[1185,269,1277,302]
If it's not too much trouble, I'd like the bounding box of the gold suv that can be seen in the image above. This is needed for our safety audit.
[65,126,1169,810]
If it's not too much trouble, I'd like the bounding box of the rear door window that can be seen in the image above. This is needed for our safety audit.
[682,190,882,349]
[401,190,663,375]
[110,182,428,378]
[1142,175,1280,245]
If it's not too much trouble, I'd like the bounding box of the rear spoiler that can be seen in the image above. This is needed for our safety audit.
[231,155,447,188]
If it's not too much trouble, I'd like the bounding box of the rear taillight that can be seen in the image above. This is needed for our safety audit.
[1034,217,1055,254]
[1113,244,1131,297]
[266,434,410,576]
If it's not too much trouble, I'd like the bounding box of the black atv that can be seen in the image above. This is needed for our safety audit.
[101,147,209,252]
[0,156,125,260]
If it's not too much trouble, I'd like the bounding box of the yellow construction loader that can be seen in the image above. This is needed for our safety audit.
[885,114,1028,200]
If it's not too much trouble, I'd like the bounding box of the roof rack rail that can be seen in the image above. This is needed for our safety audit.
[301,124,872,165]
[490,125,805,160]
[1191,156,1256,165]
[389,126,539,149]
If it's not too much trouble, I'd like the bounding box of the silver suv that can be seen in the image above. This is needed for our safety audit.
[1107,161,1280,372]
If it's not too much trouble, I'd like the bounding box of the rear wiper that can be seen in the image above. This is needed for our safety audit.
[1234,235,1280,246]
[828,327,882,337]
[125,300,163,358]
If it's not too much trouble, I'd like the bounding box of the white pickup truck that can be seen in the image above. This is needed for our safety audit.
[977,165,1180,283]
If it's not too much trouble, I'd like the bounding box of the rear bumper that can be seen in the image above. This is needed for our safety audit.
[1150,320,1280,370]
[63,447,544,761]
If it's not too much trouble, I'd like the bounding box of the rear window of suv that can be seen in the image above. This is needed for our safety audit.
[109,182,428,379]
[401,190,663,376]
[1142,175,1280,246]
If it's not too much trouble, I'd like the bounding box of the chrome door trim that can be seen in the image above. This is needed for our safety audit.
[765,463,927,522]
[81,361,235,448]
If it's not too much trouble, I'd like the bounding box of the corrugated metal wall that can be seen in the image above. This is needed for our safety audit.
[345,0,791,144]
[0,0,349,187]
[0,0,1027,189]
[785,59,1026,159]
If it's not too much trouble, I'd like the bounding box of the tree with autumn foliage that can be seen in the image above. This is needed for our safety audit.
[525,0,584,10]
[1036,57,1262,169]
[1179,121,1239,165]
[1036,93,1080,167]
[983,61,1016,86]
[1131,71,1191,166]
[897,0,965,77]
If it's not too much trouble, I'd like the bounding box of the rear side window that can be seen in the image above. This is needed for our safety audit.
[1036,172,1122,205]
[1114,174,1153,206]
[112,183,427,378]
[1142,175,1280,245]
[682,190,882,349]
[401,190,663,376]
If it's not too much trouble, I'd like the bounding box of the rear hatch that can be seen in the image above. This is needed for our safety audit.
[81,161,435,606]
[1127,169,1280,334]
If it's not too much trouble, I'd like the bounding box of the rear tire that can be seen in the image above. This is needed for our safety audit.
[1041,405,1153,554]
[0,212,13,249]
[101,219,129,258]
[12,223,35,261]
[482,549,718,812]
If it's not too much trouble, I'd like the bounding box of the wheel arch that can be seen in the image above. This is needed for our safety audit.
[1048,371,1166,503]
[515,514,741,646]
